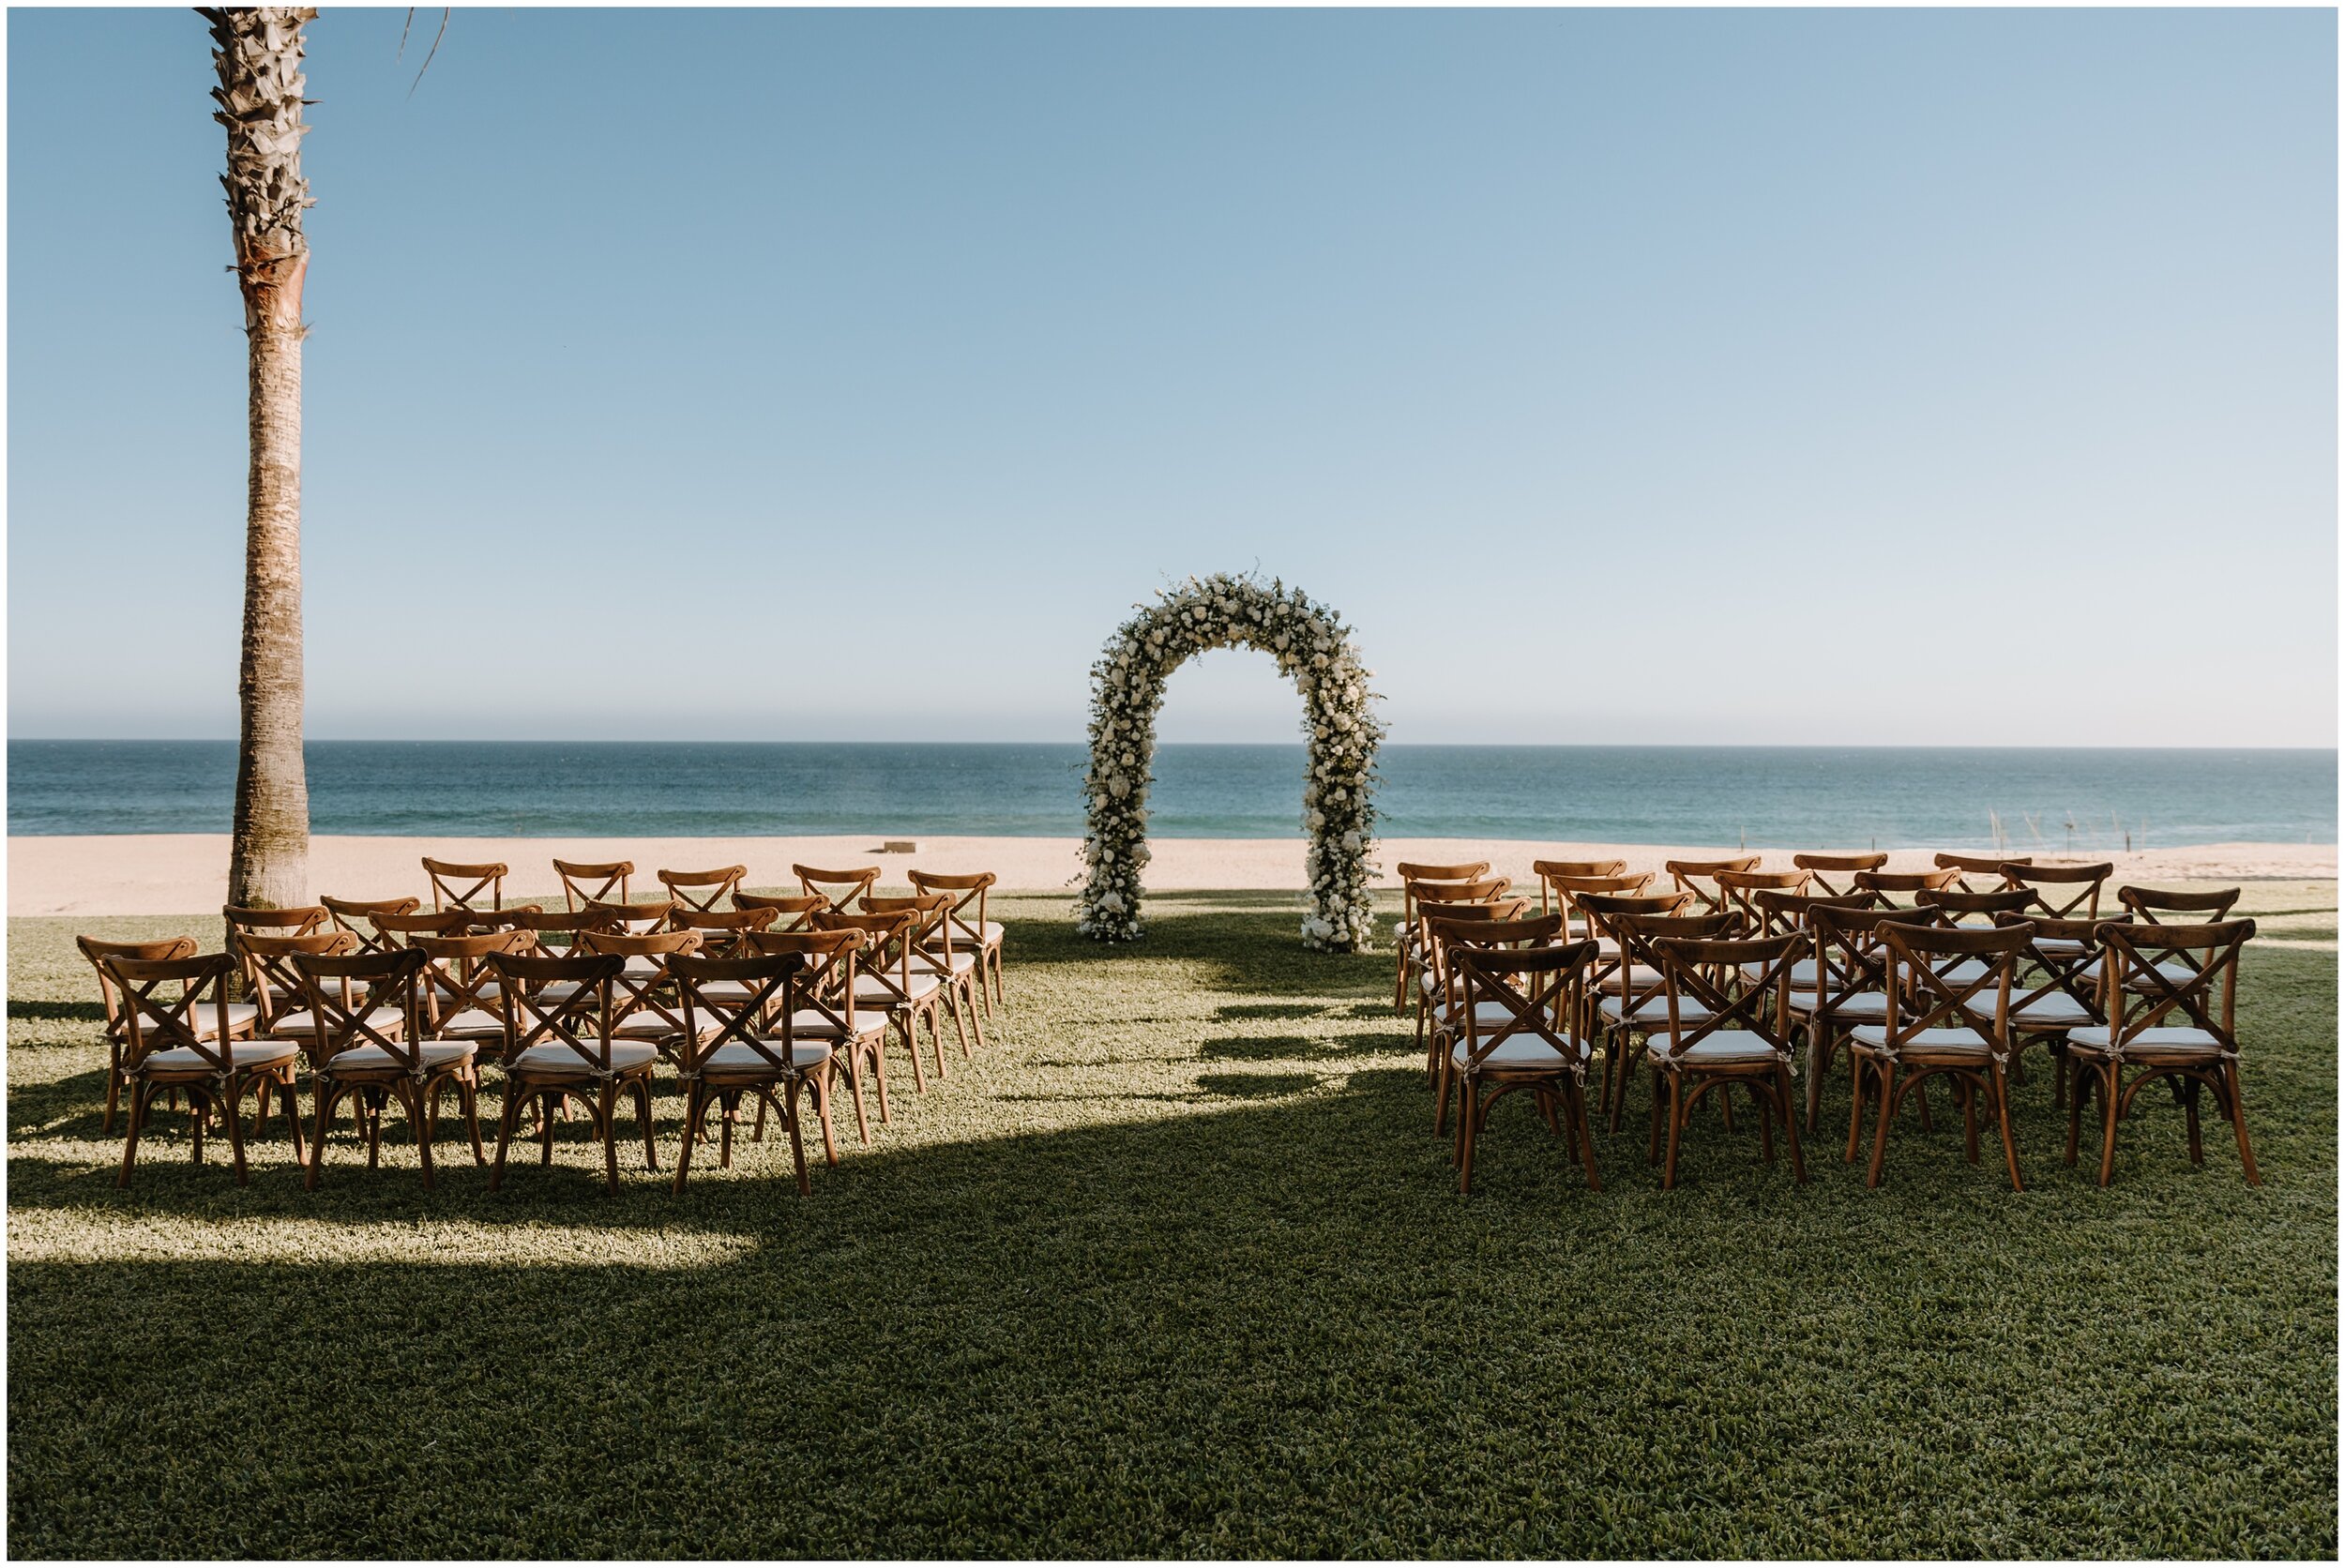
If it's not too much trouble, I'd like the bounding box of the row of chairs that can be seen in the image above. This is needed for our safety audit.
[1394,853,2259,1195]
[78,859,1010,1195]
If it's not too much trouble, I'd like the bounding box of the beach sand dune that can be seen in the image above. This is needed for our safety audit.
[8,834,2335,918]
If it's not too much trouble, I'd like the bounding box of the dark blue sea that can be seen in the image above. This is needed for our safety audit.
[6,741,2333,851]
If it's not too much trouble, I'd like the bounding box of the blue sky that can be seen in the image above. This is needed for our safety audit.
[8,7,2336,746]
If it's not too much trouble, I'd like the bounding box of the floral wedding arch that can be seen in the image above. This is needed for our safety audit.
[1076,573,1384,952]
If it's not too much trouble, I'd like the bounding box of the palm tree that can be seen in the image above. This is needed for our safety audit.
[202,6,315,909]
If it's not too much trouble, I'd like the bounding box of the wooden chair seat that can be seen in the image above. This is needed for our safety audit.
[1441,998,1553,1033]
[2009,991,2094,1027]
[912,950,979,977]
[2063,1024,2227,1063]
[434,1007,505,1037]
[855,972,941,1004]
[1739,957,1822,987]
[1446,1032,1591,1070]
[142,1037,302,1074]
[511,1040,661,1076]
[704,1039,834,1074]
[1599,994,1716,1026]
[1799,989,1890,1020]
[195,1003,264,1038]
[326,1039,477,1072]
[780,1006,886,1041]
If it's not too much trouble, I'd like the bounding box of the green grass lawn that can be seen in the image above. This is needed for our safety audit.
[8,885,2337,1557]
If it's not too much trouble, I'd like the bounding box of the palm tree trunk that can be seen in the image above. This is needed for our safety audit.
[204,7,315,909]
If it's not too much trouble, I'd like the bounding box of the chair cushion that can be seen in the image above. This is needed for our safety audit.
[509,1040,661,1075]
[621,957,665,978]
[1450,1033,1590,1069]
[265,1006,405,1038]
[1807,991,1890,1020]
[1443,1000,1555,1032]
[1847,1025,1990,1058]
[911,952,978,977]
[1598,996,1715,1026]
[189,1003,263,1040]
[1738,958,1822,988]
[142,1037,300,1072]
[325,1039,477,1071]
[2009,991,2093,1026]
[1649,1034,1788,1067]
[783,1007,881,1038]
[433,1007,505,1037]
[2065,1025,2227,1061]
[855,972,941,1004]
[704,1040,835,1072]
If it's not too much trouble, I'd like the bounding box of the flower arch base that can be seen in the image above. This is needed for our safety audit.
[1076,573,1383,952]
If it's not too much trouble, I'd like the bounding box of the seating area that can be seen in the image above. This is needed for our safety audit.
[83,856,1006,1195]
[1399,852,2263,1195]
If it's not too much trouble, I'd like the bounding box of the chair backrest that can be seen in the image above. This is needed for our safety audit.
[421,857,507,913]
[671,950,809,1078]
[488,949,626,1072]
[1451,940,1599,1073]
[1793,852,1887,897]
[795,864,882,912]
[665,904,778,957]
[78,935,199,1043]
[582,897,678,935]
[906,870,997,950]
[1993,910,2121,1026]
[578,927,704,1038]
[1601,910,1735,1012]
[1543,872,1658,942]
[1664,856,1763,916]
[1395,859,1490,885]
[102,952,237,1073]
[497,904,620,954]
[658,865,748,913]
[553,858,634,911]
[320,896,421,954]
[1570,890,1696,992]
[463,904,545,933]
[747,927,865,1036]
[292,947,428,1070]
[812,908,918,991]
[1934,852,2032,894]
[1420,909,1553,1008]
[222,904,328,960]
[2087,918,2255,1054]
[862,894,956,961]
[238,929,361,1029]
[369,907,476,948]
[1747,888,1872,940]
[2004,861,2112,921]
[1809,901,1943,1020]
[1916,886,2038,928]
[1872,921,2033,1053]
[1530,859,1627,914]
[2117,884,2243,924]
[1714,868,1812,935]
[411,929,533,1028]
[1649,931,1805,1063]
[1852,867,1959,908]
[734,891,829,932]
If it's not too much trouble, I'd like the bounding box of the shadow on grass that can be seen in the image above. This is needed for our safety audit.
[9,999,102,1023]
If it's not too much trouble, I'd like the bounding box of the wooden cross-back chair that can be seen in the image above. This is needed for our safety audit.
[1642,931,1808,1190]
[293,945,486,1191]
[222,904,328,966]
[1715,868,1812,936]
[1990,911,2119,1109]
[1566,888,1693,1106]
[1664,856,1763,918]
[734,892,829,932]
[1852,867,1959,909]
[1800,903,1943,1134]
[2005,861,2112,923]
[1935,852,2031,895]
[1398,874,1512,1013]
[320,897,419,955]
[1443,936,1602,1197]
[749,927,889,1146]
[485,949,659,1195]
[908,869,1006,1013]
[78,934,222,1133]
[867,893,985,1057]
[367,907,474,950]
[659,865,748,914]
[411,928,534,1048]
[795,864,882,913]
[1390,860,1492,1006]
[672,949,838,1196]
[1583,901,1732,1130]
[237,929,395,1048]
[1846,921,2033,1192]
[2062,919,2259,1187]
[497,904,618,957]
[2118,884,2243,925]
[103,951,305,1188]
[421,858,507,914]
[1409,895,1531,1071]
[1545,872,1657,953]
[553,858,634,911]
[577,927,704,1048]
[1793,852,1886,897]
[1530,860,1627,917]
[813,907,950,1094]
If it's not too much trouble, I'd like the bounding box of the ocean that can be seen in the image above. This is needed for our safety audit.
[6,741,2334,851]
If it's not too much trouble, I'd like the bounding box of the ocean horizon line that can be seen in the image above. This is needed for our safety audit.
[9,738,2338,754]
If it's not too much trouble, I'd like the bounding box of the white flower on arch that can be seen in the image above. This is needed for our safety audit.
[1075,572,1384,951]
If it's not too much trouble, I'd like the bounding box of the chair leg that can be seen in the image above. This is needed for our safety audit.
[636,1078,660,1172]
[2065,1062,2088,1168]
[1661,1073,1686,1191]
[2183,1077,2204,1166]
[1778,1068,1806,1184]
[870,1038,893,1123]
[1752,1080,1774,1164]
[103,1046,125,1135]
[402,1081,435,1191]
[280,1071,305,1162]
[785,1080,811,1197]
[842,1054,871,1146]
[1456,1080,1480,1195]
[1573,1083,1602,1191]
[491,1083,522,1191]
[541,1090,558,1165]
[899,1017,927,1093]
[1866,1062,1897,1188]
[2225,1062,2261,1185]
[2098,1063,2121,1187]
[1845,1057,1868,1166]
[306,1081,332,1191]
[225,1076,251,1186]
[116,1081,149,1189]
[1991,1063,2023,1192]
[1959,1073,1981,1165]
[598,1082,622,1195]
[1806,1031,1828,1134]
[460,1075,487,1167]
[672,1082,703,1194]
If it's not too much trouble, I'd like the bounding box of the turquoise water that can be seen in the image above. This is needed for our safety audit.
[6,741,2333,849]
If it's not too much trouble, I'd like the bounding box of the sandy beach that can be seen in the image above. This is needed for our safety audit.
[8,833,2334,917]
